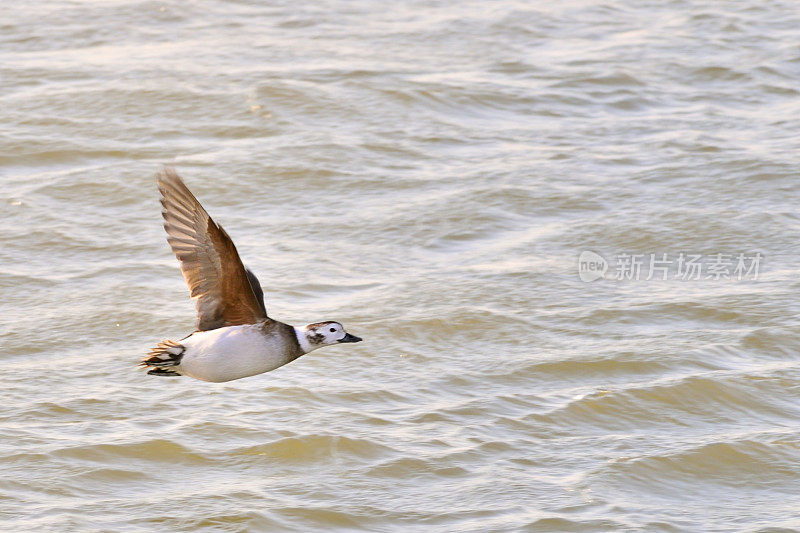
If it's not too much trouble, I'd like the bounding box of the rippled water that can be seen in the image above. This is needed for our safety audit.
[2,1,800,531]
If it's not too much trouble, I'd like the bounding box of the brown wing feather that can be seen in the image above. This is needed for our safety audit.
[157,168,268,331]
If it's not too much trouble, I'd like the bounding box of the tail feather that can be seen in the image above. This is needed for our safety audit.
[147,368,181,377]
[141,339,185,375]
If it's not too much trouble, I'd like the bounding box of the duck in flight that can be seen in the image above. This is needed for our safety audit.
[140,168,362,382]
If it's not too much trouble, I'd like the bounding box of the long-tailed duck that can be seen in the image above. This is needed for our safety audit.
[140,168,362,382]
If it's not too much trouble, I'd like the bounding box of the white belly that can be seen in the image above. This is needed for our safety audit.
[176,324,290,382]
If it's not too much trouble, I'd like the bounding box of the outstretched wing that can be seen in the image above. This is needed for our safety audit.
[245,267,267,316]
[157,168,268,331]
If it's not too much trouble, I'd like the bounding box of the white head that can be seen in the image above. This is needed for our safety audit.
[295,321,362,353]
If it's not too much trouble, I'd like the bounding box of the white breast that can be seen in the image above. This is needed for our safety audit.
[176,324,291,382]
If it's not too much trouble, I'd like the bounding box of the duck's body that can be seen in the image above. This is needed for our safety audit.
[141,169,362,382]
[150,321,304,383]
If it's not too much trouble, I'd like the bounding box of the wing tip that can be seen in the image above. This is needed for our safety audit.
[156,166,191,198]
[156,166,181,185]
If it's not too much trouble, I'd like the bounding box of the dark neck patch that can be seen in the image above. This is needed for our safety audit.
[262,320,305,360]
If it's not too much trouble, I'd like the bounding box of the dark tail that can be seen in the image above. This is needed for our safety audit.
[141,339,185,377]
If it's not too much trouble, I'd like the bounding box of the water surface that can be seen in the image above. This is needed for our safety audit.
[2,1,800,531]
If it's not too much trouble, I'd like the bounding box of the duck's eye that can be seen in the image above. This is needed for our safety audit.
[329,327,336,332]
